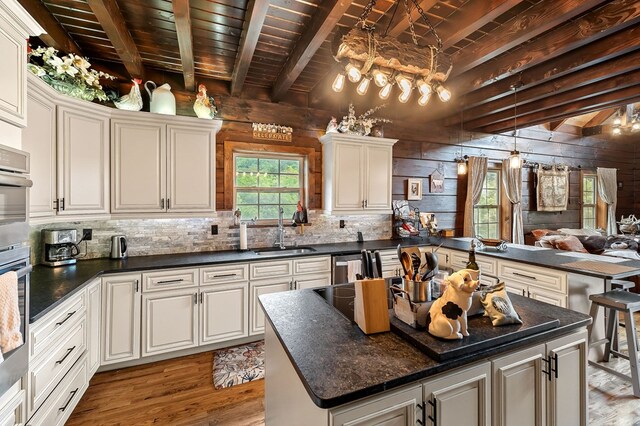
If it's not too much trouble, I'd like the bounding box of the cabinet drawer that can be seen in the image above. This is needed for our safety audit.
[142,268,199,292]
[451,251,497,275]
[29,318,86,415]
[293,256,331,275]
[27,354,87,426]
[250,260,292,280]
[201,264,248,285]
[499,261,567,294]
[295,273,331,290]
[30,291,86,361]
[378,249,401,272]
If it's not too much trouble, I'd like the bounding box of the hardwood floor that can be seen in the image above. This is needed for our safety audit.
[68,315,640,425]
[67,352,264,426]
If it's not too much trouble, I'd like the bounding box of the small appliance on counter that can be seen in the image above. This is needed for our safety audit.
[42,229,80,267]
[110,235,128,259]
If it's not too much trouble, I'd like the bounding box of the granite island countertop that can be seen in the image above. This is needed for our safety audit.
[258,286,592,409]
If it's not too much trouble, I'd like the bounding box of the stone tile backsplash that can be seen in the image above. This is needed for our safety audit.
[29,211,392,264]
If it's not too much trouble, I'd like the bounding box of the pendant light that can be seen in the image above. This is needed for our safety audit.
[456,105,467,175]
[332,72,346,92]
[356,75,371,95]
[509,83,523,169]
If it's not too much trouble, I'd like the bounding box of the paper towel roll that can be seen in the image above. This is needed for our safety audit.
[240,223,248,250]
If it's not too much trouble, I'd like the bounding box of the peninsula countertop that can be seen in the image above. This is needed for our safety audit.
[258,286,591,408]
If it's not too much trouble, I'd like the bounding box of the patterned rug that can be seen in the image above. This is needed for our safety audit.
[213,341,265,389]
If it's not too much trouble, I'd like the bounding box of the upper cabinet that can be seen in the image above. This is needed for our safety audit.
[0,0,43,128]
[319,133,397,215]
[110,111,221,214]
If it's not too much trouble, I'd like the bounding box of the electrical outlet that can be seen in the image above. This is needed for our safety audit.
[82,228,92,240]
[339,220,345,229]
[211,225,218,235]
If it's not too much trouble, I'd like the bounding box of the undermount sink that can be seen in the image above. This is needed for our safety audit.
[253,247,317,256]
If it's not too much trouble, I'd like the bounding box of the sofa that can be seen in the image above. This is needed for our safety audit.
[529,228,640,261]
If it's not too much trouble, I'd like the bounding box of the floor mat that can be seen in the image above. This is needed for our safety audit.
[213,341,264,389]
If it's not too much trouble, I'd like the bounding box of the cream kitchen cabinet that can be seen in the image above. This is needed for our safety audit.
[0,382,25,426]
[101,274,141,365]
[379,249,402,277]
[200,282,249,344]
[111,112,221,214]
[319,133,397,214]
[86,279,101,376]
[500,260,568,308]
[250,277,292,336]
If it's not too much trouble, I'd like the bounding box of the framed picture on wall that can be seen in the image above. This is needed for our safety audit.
[407,178,423,200]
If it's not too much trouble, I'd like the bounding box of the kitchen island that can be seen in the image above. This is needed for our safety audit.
[259,284,591,426]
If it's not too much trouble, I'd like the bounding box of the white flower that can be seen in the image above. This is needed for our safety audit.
[61,58,78,76]
[47,55,65,74]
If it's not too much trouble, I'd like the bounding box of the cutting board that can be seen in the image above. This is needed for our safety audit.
[390,302,559,361]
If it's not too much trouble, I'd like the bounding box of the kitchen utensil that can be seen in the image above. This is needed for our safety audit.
[360,250,370,279]
[374,251,383,278]
[400,252,413,279]
[366,251,376,278]
[110,235,128,259]
[410,252,421,279]
[402,278,431,303]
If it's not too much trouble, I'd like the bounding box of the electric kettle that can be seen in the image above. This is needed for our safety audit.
[110,235,128,259]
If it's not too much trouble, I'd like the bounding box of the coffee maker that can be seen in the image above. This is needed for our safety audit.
[42,229,79,267]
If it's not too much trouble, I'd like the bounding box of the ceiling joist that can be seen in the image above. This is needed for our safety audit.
[549,119,567,131]
[172,0,195,91]
[18,0,82,55]
[584,108,617,128]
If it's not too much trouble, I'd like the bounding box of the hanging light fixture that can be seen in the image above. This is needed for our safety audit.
[330,0,453,105]
[455,105,467,175]
[356,75,371,95]
[509,83,523,169]
[332,72,346,92]
[611,106,640,135]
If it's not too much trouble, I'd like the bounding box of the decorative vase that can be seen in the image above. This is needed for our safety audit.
[145,81,176,115]
[41,75,96,101]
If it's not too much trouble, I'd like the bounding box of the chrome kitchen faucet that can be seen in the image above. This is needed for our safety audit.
[274,207,286,249]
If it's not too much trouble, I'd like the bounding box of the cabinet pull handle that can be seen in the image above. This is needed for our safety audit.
[199,292,203,304]
[362,200,365,208]
[53,199,59,212]
[167,198,170,209]
[157,278,184,284]
[212,273,238,278]
[417,403,426,425]
[427,397,437,424]
[55,311,76,326]
[294,280,297,290]
[551,353,558,379]
[161,198,165,209]
[58,388,79,412]
[60,197,65,211]
[135,279,139,292]
[194,293,198,304]
[542,355,552,381]
[55,346,76,365]
[522,289,526,297]
[513,272,537,280]
[527,290,531,298]
[364,199,368,208]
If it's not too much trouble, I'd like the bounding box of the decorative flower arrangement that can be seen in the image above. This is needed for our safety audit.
[338,103,391,136]
[27,46,116,102]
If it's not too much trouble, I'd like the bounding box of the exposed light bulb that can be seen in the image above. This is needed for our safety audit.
[613,127,622,135]
[509,151,522,169]
[356,76,371,95]
[613,116,622,125]
[418,92,431,106]
[416,79,432,96]
[379,83,392,100]
[345,63,362,83]
[398,89,411,103]
[395,74,412,93]
[372,69,388,87]
[436,84,451,102]
[332,73,345,92]
[457,161,467,175]
[633,121,640,131]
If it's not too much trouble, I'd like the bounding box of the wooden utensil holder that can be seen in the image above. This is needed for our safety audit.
[354,278,390,334]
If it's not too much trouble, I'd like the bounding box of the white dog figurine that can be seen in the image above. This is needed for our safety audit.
[427,269,480,340]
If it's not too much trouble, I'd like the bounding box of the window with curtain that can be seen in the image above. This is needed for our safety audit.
[474,169,501,239]
[581,173,597,229]
[234,153,305,222]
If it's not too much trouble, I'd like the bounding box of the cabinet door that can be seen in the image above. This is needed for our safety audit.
[200,282,249,345]
[101,274,141,365]
[546,330,588,426]
[22,83,56,218]
[295,273,331,290]
[333,142,364,211]
[111,120,166,213]
[330,384,422,426]
[492,344,547,426]
[57,106,109,215]
[167,124,215,212]
[529,287,567,308]
[504,279,528,298]
[250,278,291,336]
[0,15,26,127]
[423,361,492,426]
[86,279,101,376]
[142,289,198,357]
[364,144,392,210]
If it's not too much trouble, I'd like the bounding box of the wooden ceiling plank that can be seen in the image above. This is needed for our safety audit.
[271,0,351,102]
[87,0,145,79]
[18,0,83,54]
[172,0,195,91]
[386,0,438,38]
[450,0,608,77]
[584,108,617,127]
[230,0,270,96]
[549,119,567,131]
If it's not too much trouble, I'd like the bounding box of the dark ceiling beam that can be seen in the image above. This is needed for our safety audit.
[478,84,640,134]
[549,120,567,131]
[385,0,438,38]
[584,108,617,128]
[18,0,82,54]
[271,0,351,102]
[449,0,608,77]
[230,0,270,97]
[172,0,195,91]
[87,0,145,79]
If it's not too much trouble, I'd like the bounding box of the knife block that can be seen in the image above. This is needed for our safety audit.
[354,279,390,334]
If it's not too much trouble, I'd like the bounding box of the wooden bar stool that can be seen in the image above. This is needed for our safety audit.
[611,280,639,352]
[587,291,640,398]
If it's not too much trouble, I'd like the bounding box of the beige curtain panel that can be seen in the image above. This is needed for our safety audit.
[502,160,524,244]
[597,167,617,236]
[463,156,488,237]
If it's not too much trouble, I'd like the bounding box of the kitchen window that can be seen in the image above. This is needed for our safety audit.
[581,172,597,229]
[474,169,501,239]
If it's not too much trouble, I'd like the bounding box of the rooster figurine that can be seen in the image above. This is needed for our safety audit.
[193,84,217,119]
[114,79,143,111]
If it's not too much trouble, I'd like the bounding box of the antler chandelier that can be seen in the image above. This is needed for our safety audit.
[331,0,453,106]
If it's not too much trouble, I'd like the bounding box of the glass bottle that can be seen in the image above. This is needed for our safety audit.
[466,241,479,271]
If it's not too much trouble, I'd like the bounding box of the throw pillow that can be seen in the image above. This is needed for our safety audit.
[554,236,588,253]
[480,282,523,326]
[577,235,606,254]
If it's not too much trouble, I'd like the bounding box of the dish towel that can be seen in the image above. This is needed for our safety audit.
[0,271,23,354]
[347,260,362,283]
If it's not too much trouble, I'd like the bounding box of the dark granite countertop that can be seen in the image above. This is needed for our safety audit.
[259,286,591,409]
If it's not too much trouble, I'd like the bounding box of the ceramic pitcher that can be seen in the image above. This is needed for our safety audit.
[145,81,176,115]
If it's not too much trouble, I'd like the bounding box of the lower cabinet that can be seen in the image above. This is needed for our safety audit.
[86,279,101,376]
[505,280,568,308]
[0,382,25,426]
[200,282,249,345]
[250,277,292,336]
[295,273,331,290]
[101,274,141,365]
